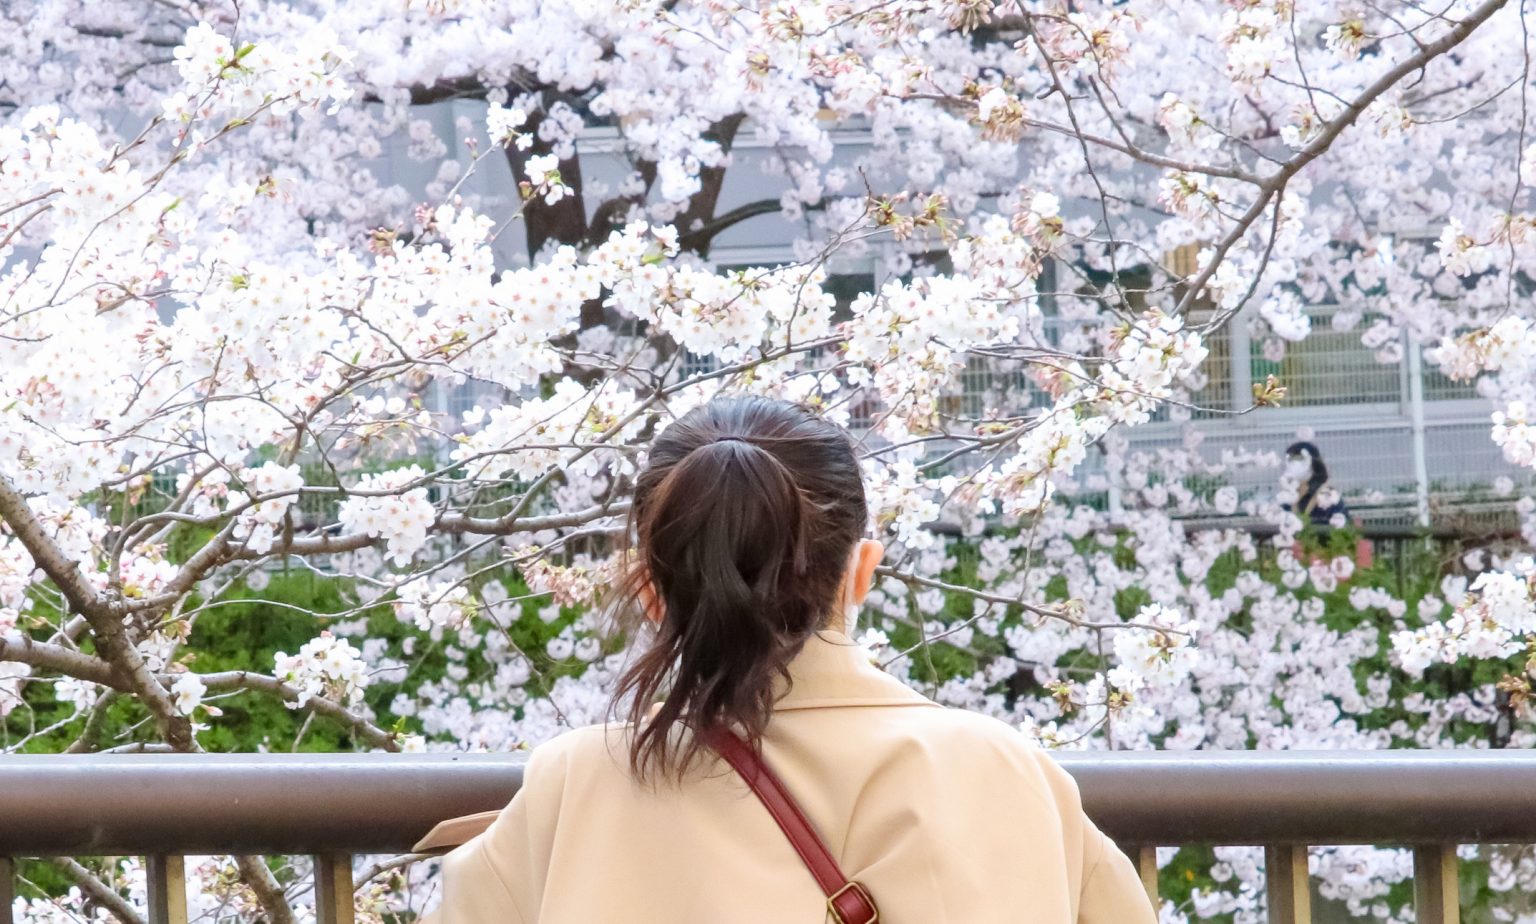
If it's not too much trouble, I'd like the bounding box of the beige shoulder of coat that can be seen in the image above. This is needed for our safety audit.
[411,725,619,853]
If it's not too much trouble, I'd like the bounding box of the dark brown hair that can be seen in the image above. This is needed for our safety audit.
[609,395,867,783]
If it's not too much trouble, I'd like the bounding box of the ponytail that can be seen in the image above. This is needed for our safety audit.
[610,396,867,784]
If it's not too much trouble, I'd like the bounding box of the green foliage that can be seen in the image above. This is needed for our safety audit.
[186,571,371,752]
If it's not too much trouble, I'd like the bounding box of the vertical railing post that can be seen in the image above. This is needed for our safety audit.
[146,855,188,924]
[315,853,356,924]
[1265,845,1311,924]
[1,856,15,924]
[1229,298,1253,415]
[1135,846,1159,907]
[1406,332,1431,528]
[1414,845,1460,924]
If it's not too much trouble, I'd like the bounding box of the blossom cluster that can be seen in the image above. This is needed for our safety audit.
[162,22,355,135]
[1110,604,1201,693]
[233,463,306,555]
[393,578,477,632]
[1392,566,1536,675]
[274,631,371,708]
[337,467,436,566]
[1097,311,1211,426]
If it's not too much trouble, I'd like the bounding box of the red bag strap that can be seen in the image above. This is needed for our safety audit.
[702,727,879,924]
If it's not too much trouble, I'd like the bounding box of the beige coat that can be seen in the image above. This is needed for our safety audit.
[422,627,1156,924]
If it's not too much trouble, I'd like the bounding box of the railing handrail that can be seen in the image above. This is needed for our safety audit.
[2,749,1534,854]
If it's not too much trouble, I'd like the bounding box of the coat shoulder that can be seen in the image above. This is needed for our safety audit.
[521,721,638,783]
[890,704,1066,797]
[904,701,1047,757]
[527,722,626,764]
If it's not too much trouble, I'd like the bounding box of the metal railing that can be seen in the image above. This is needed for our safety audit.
[3,750,1532,923]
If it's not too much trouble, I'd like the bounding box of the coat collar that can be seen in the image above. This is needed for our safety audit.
[768,628,941,712]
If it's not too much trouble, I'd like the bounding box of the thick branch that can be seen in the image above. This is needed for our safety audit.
[234,856,295,924]
[677,197,784,253]
[50,858,146,924]
[0,632,394,752]
[0,632,116,685]
[0,472,192,747]
[586,160,658,247]
[671,114,747,258]
[0,472,195,745]
[141,519,238,611]
[0,474,110,616]
[72,25,182,49]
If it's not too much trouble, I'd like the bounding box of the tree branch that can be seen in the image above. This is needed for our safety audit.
[0,472,193,748]
[0,633,116,685]
[234,856,295,924]
[585,160,658,248]
[198,671,401,751]
[49,858,146,924]
[434,499,630,539]
[0,474,111,617]
[65,690,121,753]
[1183,0,1510,324]
[1021,116,1262,185]
[677,197,784,253]
[671,114,746,258]
[354,853,432,891]
[0,627,397,754]
[72,25,182,49]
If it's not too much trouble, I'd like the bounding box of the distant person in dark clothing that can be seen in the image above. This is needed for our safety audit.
[1282,441,1350,527]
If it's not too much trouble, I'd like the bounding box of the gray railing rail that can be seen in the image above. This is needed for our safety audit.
[4,750,1531,923]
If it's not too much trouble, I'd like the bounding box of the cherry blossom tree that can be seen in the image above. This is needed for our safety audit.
[3,0,1536,920]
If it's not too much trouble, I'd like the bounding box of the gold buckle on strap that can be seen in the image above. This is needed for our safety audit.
[827,881,877,924]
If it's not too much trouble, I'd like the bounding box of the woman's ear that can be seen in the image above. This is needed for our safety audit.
[638,575,664,625]
[849,538,884,606]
